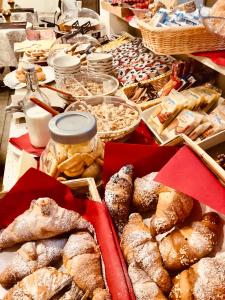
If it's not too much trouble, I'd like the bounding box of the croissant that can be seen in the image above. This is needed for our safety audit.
[133,172,162,212]
[0,237,67,289]
[150,188,193,236]
[0,198,93,250]
[169,254,225,300]
[105,165,134,234]
[121,213,171,294]
[128,263,167,300]
[92,288,111,300]
[159,212,220,271]
[63,232,104,297]
[53,282,88,300]
[3,267,72,300]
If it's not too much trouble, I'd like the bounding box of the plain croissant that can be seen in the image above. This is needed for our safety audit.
[120,213,171,294]
[169,254,225,299]
[159,212,220,271]
[63,232,104,297]
[0,198,93,250]
[150,188,193,236]
[128,263,167,300]
[0,237,67,289]
[3,267,72,300]
[52,281,88,300]
[105,165,134,234]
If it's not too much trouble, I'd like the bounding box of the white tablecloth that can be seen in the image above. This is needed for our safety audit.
[0,28,26,67]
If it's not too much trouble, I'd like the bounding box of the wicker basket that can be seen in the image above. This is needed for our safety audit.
[121,71,171,110]
[138,20,225,55]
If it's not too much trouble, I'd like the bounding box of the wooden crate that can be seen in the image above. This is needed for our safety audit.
[0,177,102,202]
[101,1,133,19]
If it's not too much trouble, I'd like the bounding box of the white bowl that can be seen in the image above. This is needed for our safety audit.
[87,53,113,63]
[53,55,80,68]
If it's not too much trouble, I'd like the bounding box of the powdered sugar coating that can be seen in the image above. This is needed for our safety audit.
[0,238,67,289]
[105,165,133,234]
[128,263,166,300]
[133,172,162,212]
[193,256,225,299]
[0,198,93,250]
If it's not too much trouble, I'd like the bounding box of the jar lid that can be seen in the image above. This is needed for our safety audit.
[48,111,97,144]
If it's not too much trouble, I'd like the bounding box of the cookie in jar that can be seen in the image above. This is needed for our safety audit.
[40,112,104,182]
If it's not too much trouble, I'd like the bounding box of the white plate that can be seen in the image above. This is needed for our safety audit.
[4,66,55,90]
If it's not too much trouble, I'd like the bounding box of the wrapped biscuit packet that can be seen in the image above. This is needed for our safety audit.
[188,119,211,140]
[149,90,188,133]
[161,109,205,140]
[188,84,221,112]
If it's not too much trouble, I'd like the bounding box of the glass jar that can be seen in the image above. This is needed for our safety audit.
[40,111,104,181]
[22,63,52,148]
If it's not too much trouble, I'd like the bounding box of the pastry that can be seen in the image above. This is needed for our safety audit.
[0,237,67,289]
[92,288,111,300]
[150,188,193,236]
[159,212,220,271]
[0,198,93,250]
[169,254,225,299]
[53,282,87,300]
[63,232,104,297]
[128,263,167,300]
[3,267,72,300]
[105,165,134,234]
[133,172,162,212]
[120,213,171,294]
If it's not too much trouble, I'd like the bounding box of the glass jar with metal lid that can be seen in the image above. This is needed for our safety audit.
[40,111,104,181]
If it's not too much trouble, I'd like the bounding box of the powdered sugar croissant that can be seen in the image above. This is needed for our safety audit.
[105,165,134,234]
[63,232,105,297]
[0,237,67,289]
[0,198,93,250]
[150,188,193,236]
[128,263,167,300]
[159,212,220,271]
[3,267,72,300]
[121,213,171,294]
[169,254,225,299]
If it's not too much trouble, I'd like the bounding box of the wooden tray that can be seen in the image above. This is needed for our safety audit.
[0,177,101,203]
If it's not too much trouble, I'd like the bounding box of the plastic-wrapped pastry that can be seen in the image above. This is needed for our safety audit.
[161,109,205,140]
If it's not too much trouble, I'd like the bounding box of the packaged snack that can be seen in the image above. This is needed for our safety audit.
[180,89,204,110]
[162,109,204,140]
[188,85,221,112]
[189,119,211,140]
[149,90,187,132]
[201,106,225,138]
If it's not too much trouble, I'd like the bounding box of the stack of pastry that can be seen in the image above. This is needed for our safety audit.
[16,65,46,83]
[105,166,223,299]
[0,197,110,299]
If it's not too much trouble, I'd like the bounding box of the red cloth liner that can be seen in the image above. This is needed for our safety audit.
[127,120,158,146]
[0,168,135,300]
[156,146,225,215]
[193,50,225,67]
[103,143,178,186]
[9,133,44,157]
